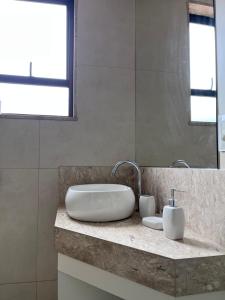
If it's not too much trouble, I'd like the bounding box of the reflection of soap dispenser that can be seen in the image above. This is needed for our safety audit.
[163,188,185,240]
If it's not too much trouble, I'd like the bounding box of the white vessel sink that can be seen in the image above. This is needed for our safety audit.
[65,184,135,222]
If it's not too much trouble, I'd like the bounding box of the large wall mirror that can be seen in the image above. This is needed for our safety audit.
[135,0,218,168]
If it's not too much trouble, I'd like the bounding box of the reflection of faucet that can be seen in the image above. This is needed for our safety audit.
[170,160,190,168]
[112,161,142,199]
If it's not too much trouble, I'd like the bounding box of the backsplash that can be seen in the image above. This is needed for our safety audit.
[142,168,225,250]
[58,166,225,250]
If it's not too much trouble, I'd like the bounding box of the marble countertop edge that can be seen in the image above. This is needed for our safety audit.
[55,207,225,297]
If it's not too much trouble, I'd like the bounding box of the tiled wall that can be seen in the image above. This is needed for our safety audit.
[0,167,59,300]
[0,0,135,299]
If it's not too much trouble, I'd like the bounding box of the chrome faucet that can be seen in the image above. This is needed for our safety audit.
[111,160,142,199]
[170,160,190,168]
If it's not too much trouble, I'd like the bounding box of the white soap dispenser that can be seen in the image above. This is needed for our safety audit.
[163,188,185,240]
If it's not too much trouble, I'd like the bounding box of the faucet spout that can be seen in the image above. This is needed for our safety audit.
[170,160,190,168]
[112,160,142,199]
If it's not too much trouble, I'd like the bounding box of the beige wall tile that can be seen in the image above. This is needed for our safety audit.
[136,0,188,73]
[0,169,38,283]
[0,283,36,300]
[37,170,59,281]
[0,119,39,168]
[40,67,135,168]
[77,0,135,68]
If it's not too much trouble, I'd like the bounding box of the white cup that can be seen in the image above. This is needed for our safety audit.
[139,195,155,218]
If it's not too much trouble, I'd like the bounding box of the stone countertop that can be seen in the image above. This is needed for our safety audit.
[55,207,225,297]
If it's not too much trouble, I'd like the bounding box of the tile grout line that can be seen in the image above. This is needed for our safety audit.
[0,279,57,287]
[134,0,137,163]
[36,120,41,300]
[135,67,188,74]
[35,168,40,300]
[76,63,135,71]
[38,120,41,169]
[0,167,60,170]
[35,280,38,300]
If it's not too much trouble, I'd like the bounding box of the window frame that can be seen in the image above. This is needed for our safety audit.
[0,0,75,120]
[189,13,217,126]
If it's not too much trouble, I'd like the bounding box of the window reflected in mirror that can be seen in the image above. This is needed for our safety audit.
[189,2,216,124]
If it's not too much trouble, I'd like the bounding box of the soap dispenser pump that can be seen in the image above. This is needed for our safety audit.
[163,188,185,240]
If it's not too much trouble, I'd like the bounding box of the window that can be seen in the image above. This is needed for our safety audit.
[0,0,74,118]
[189,4,217,124]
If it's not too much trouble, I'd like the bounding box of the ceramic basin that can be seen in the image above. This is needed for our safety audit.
[65,184,135,222]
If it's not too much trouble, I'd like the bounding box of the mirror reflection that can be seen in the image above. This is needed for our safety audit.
[135,0,217,168]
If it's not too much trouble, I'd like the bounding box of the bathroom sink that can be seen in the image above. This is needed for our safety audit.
[65,184,135,222]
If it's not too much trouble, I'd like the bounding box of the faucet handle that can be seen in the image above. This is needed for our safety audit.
[170,160,190,168]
